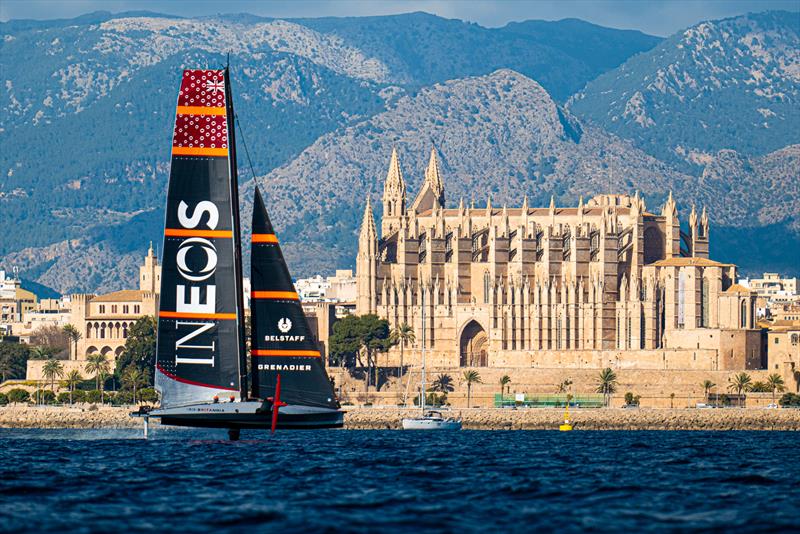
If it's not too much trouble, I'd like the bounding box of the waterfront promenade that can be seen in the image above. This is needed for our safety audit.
[1,405,799,431]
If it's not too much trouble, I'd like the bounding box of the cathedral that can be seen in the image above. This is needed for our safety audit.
[356,148,763,371]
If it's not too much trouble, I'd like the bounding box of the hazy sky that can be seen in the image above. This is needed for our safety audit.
[1,0,798,36]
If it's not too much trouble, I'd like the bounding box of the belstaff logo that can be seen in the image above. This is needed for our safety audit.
[278,318,292,333]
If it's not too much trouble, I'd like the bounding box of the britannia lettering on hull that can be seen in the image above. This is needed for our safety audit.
[138,66,343,438]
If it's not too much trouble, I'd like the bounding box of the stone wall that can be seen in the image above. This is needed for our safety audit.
[2,405,798,431]
[329,366,785,409]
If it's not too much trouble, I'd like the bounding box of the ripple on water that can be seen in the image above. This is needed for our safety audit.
[1,429,799,532]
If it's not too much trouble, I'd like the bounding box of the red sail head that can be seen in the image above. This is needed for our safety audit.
[173,70,228,156]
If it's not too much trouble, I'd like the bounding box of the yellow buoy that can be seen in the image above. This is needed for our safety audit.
[559,404,573,431]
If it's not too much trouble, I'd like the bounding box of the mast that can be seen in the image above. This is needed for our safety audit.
[421,289,426,414]
[224,66,248,401]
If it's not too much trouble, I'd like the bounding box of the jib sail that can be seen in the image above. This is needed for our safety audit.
[155,68,246,407]
[250,187,339,409]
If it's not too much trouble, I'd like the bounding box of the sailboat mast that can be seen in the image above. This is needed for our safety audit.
[421,289,425,414]
[224,66,248,401]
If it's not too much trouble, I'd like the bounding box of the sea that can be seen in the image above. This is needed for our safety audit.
[1,428,798,533]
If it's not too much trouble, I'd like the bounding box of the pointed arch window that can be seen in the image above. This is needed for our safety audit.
[483,272,490,304]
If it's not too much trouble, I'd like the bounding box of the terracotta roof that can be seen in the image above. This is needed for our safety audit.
[652,257,726,267]
[91,290,148,303]
[725,284,751,294]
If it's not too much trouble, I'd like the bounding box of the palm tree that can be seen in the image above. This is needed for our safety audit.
[62,369,83,404]
[702,380,716,404]
[390,323,415,379]
[728,372,753,407]
[430,373,455,394]
[766,374,785,405]
[121,366,149,404]
[42,358,64,394]
[462,370,482,408]
[62,324,82,360]
[31,346,53,360]
[556,378,573,394]
[595,368,618,407]
[85,353,110,401]
[499,375,511,403]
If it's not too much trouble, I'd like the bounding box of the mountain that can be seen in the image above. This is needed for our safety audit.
[295,12,661,99]
[569,11,800,169]
[0,10,797,294]
[0,11,661,294]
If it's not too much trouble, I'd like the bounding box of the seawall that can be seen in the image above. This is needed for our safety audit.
[1,405,799,431]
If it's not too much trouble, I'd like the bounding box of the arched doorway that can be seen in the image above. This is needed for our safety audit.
[460,321,488,367]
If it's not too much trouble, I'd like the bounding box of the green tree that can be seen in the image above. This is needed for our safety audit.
[62,369,83,404]
[500,375,511,401]
[701,380,716,404]
[42,358,64,393]
[85,353,111,401]
[30,346,54,360]
[121,365,150,404]
[86,390,102,404]
[596,368,618,407]
[115,316,156,385]
[389,323,416,378]
[0,392,8,405]
[7,388,29,404]
[463,370,482,408]
[766,374,785,405]
[359,315,392,397]
[329,315,391,401]
[0,342,30,381]
[728,372,753,407]
[62,324,82,361]
[139,387,158,404]
[329,315,364,369]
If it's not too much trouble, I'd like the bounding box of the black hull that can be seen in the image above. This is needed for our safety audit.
[151,402,344,430]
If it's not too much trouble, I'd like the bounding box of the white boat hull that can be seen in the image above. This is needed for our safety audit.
[401,417,462,430]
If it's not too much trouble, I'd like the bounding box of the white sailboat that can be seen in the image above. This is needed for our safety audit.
[401,291,462,430]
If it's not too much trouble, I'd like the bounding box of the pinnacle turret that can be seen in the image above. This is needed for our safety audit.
[360,195,377,243]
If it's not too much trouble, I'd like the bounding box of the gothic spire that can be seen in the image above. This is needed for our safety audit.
[425,147,445,204]
[359,195,377,243]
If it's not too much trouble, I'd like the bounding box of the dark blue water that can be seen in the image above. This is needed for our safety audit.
[1,428,798,533]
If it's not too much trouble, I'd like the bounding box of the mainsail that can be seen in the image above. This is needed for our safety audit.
[155,69,246,407]
[250,187,339,409]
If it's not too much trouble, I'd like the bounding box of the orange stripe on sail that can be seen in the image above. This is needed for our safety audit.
[252,291,299,300]
[172,146,229,157]
[252,349,321,358]
[176,105,226,116]
[252,233,279,243]
[164,228,233,238]
[159,311,237,320]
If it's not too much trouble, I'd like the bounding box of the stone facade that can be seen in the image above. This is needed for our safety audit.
[356,148,762,371]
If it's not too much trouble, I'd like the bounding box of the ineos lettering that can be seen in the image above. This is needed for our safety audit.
[178,200,219,230]
[174,321,216,366]
[174,200,221,367]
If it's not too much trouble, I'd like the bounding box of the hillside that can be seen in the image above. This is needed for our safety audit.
[0,10,797,294]
[570,11,800,169]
